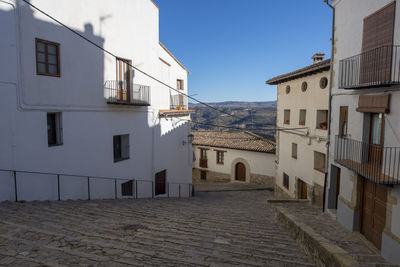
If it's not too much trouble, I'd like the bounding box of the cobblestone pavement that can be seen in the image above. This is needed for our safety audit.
[275,203,393,266]
[0,191,314,266]
[194,183,272,192]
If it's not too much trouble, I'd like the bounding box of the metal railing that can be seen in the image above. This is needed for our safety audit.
[170,93,188,110]
[104,80,150,106]
[339,45,400,89]
[0,169,193,202]
[334,136,400,184]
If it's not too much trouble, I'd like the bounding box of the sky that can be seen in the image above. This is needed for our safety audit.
[153,0,333,103]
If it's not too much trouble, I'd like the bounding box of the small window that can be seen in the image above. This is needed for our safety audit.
[283,173,289,189]
[314,151,326,173]
[47,112,63,146]
[285,85,291,94]
[292,143,298,159]
[339,106,348,137]
[216,151,224,164]
[36,38,60,77]
[121,180,133,196]
[299,109,306,125]
[177,79,184,90]
[200,170,207,180]
[200,148,207,160]
[301,81,308,92]
[320,77,328,89]
[113,134,130,162]
[284,109,290,125]
[316,110,328,130]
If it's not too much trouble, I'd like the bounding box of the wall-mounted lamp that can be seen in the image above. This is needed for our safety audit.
[183,134,194,145]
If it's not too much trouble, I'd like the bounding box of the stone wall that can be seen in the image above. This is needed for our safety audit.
[274,184,292,199]
[192,168,230,184]
[250,174,275,187]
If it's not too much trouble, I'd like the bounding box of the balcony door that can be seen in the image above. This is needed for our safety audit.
[116,58,132,102]
[360,2,395,85]
[368,113,384,166]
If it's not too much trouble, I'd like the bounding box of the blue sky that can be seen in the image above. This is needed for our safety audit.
[154,0,332,103]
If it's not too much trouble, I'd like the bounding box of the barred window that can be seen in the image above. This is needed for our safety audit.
[47,112,63,146]
[216,151,224,164]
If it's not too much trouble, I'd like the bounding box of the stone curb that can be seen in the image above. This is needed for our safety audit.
[275,206,360,267]
[194,187,274,193]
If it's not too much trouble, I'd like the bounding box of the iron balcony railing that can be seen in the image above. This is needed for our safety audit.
[339,45,400,89]
[199,158,208,168]
[170,93,188,110]
[334,136,400,184]
[104,80,150,106]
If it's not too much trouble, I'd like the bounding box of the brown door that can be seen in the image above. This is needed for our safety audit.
[155,170,166,196]
[116,58,132,102]
[361,178,387,250]
[360,2,395,84]
[235,163,246,181]
[299,180,307,199]
[335,169,341,209]
[369,113,384,170]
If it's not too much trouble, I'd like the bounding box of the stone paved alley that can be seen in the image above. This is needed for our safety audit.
[0,191,314,266]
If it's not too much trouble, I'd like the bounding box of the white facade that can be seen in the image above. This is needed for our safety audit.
[193,145,275,184]
[326,0,400,264]
[0,0,193,201]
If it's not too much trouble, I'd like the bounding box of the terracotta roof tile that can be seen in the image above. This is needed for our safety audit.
[192,131,275,153]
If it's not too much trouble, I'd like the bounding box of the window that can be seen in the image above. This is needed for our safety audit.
[314,151,326,173]
[200,170,207,180]
[316,110,328,130]
[320,77,328,89]
[285,85,291,94]
[339,107,348,137]
[292,143,298,159]
[177,79,184,90]
[283,173,289,189]
[284,109,290,124]
[35,38,60,76]
[299,109,306,125]
[121,180,133,196]
[113,134,130,162]
[216,150,224,164]
[301,81,308,92]
[47,112,63,146]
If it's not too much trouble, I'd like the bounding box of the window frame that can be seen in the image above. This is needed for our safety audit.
[314,151,326,173]
[47,112,63,147]
[200,170,207,180]
[292,143,298,159]
[316,110,328,130]
[35,38,61,77]
[283,173,289,189]
[284,109,291,125]
[216,150,225,165]
[177,79,184,90]
[299,109,306,126]
[113,134,130,163]
[339,106,348,137]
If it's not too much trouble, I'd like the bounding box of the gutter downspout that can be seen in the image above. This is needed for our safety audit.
[323,0,335,213]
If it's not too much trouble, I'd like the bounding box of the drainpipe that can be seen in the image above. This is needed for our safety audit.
[323,0,335,213]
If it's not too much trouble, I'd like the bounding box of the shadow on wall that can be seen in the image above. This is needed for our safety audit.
[0,1,192,202]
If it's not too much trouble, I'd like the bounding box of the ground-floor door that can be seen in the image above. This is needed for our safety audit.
[298,179,307,199]
[235,163,246,181]
[361,177,387,250]
[155,170,166,196]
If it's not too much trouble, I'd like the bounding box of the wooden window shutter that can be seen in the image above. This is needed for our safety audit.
[360,2,395,84]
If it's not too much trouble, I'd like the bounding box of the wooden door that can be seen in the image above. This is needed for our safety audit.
[299,180,307,199]
[335,169,341,209]
[369,113,384,168]
[361,178,387,250]
[116,58,132,102]
[155,170,166,196]
[235,163,246,181]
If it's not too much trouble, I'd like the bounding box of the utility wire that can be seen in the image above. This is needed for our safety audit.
[22,0,251,123]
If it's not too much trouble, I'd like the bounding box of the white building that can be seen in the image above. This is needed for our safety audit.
[325,0,400,264]
[0,0,194,201]
[192,131,275,186]
[267,55,330,207]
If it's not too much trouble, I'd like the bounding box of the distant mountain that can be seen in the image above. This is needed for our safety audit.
[189,101,276,140]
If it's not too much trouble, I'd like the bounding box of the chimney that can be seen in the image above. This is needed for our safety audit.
[312,53,325,64]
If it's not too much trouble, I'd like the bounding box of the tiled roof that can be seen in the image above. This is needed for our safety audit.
[192,131,276,154]
[266,59,330,85]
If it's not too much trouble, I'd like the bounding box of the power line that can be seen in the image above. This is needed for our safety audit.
[21,0,251,123]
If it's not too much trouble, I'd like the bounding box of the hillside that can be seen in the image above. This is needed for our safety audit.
[189,101,276,139]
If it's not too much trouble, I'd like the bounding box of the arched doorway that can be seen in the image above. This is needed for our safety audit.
[235,162,246,181]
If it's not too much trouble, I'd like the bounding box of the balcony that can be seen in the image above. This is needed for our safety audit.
[334,136,400,184]
[104,80,150,106]
[339,45,400,89]
[170,93,188,110]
